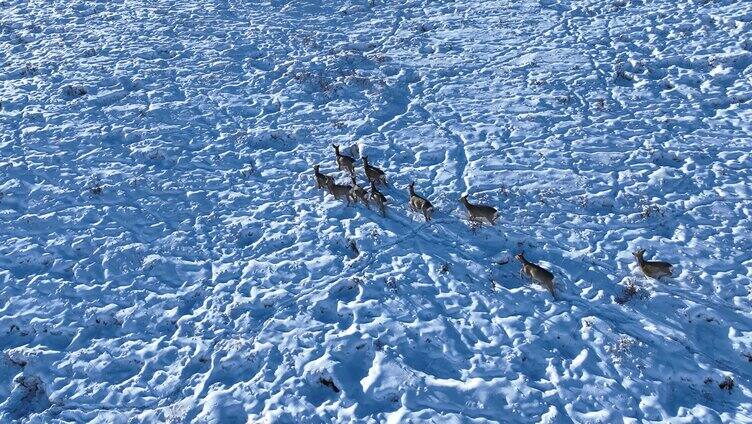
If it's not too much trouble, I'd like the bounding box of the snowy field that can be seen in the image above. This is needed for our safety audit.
[2,0,752,422]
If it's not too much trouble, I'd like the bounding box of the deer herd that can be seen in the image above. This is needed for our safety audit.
[314,144,675,299]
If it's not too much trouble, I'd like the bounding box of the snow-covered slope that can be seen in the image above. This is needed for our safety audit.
[1,0,751,422]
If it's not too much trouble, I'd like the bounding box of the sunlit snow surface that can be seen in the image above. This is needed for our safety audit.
[1,0,751,422]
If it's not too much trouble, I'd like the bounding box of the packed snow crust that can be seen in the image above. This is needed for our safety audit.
[1,0,752,422]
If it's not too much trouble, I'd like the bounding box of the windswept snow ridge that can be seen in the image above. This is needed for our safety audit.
[1,0,752,422]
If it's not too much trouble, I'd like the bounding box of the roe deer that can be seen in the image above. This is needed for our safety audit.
[369,181,387,216]
[350,176,369,207]
[460,194,498,225]
[408,181,434,222]
[633,249,673,279]
[516,252,556,298]
[313,165,329,190]
[361,155,387,186]
[326,176,353,205]
[333,144,356,176]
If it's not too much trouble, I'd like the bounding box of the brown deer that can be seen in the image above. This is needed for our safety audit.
[407,181,434,222]
[516,252,556,298]
[460,194,498,225]
[633,249,673,279]
[333,144,356,176]
[361,155,387,186]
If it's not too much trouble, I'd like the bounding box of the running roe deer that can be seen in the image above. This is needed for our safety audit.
[369,181,387,216]
[313,165,329,190]
[408,181,434,222]
[325,176,353,205]
[350,176,369,207]
[361,156,387,186]
[460,194,498,225]
[333,144,356,176]
[516,252,556,298]
[633,249,673,279]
